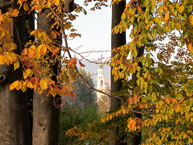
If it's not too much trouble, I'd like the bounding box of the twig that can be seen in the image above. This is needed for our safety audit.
[49,6,125,104]
[49,6,166,116]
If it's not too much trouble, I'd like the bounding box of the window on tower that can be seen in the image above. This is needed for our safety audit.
[101,80,103,87]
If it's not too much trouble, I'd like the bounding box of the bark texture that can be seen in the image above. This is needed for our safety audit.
[32,9,60,145]
[110,1,126,145]
[0,1,34,144]
[0,66,31,145]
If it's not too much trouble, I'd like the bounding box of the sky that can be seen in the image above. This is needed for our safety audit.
[67,1,113,81]
[68,1,112,62]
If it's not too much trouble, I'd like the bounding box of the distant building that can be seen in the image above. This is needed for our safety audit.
[96,64,111,113]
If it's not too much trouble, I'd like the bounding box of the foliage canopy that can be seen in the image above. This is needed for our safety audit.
[0,0,193,144]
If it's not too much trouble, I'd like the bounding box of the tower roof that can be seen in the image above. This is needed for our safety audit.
[98,64,103,69]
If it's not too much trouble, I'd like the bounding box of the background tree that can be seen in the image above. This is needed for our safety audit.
[59,69,100,145]
[71,69,97,108]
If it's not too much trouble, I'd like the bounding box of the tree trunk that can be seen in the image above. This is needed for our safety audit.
[32,9,60,145]
[110,1,126,145]
[0,66,31,145]
[0,2,34,144]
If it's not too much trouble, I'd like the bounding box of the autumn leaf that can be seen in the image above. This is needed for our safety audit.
[7,43,17,51]
[138,104,145,109]
[0,28,5,39]
[165,98,170,104]
[23,3,29,11]
[26,80,34,89]
[170,98,177,103]
[128,97,133,105]
[28,49,35,58]
[147,73,151,80]
[38,44,48,55]
[50,31,57,39]
[30,77,38,85]
[10,80,22,90]
[23,69,33,79]
[54,0,60,6]
[79,61,85,67]
[10,9,19,17]
[164,12,169,24]
[190,15,193,26]
[52,48,60,56]
[187,43,192,52]
[69,58,77,67]
[132,94,138,104]
[125,62,133,69]
[14,61,20,70]
[21,48,27,56]
[40,79,48,90]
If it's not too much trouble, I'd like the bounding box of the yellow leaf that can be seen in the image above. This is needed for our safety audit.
[45,2,51,8]
[55,0,60,6]
[0,28,5,38]
[38,44,47,55]
[189,15,193,26]
[23,3,29,11]
[0,55,5,65]
[10,80,22,90]
[40,79,48,90]
[165,12,169,24]
[14,61,20,70]
[26,81,34,89]
[179,5,184,13]
[23,69,33,79]
[7,43,17,51]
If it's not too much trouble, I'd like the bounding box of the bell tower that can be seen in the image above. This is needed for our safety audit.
[97,64,105,99]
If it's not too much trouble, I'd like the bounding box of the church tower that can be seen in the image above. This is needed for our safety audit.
[97,64,110,113]
[97,64,105,99]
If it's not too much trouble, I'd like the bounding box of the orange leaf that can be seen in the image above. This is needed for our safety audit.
[52,48,60,56]
[147,73,151,80]
[10,9,19,17]
[128,97,133,105]
[28,49,35,58]
[138,104,145,109]
[125,62,133,69]
[21,48,28,56]
[165,12,169,24]
[50,31,57,39]
[165,98,170,104]
[132,94,138,104]
[130,120,136,131]
[170,98,177,103]
[187,43,192,52]
[79,61,85,67]
[69,58,77,67]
